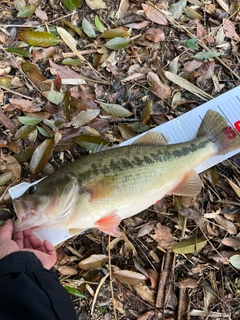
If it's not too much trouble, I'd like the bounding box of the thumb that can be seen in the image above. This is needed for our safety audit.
[0,220,14,239]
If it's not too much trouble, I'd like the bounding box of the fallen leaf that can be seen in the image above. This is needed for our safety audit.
[141,99,152,125]
[223,18,240,41]
[221,238,240,250]
[145,28,165,42]
[29,138,53,174]
[0,152,21,183]
[99,102,133,117]
[63,0,81,10]
[212,214,237,235]
[78,254,108,270]
[124,21,151,30]
[82,18,96,38]
[172,238,207,254]
[229,255,240,269]
[183,6,203,19]
[227,178,240,197]
[100,27,130,39]
[85,0,106,10]
[211,250,236,263]
[170,0,187,19]
[57,27,86,61]
[9,98,41,112]
[35,7,48,21]
[67,109,100,128]
[150,222,175,250]
[147,72,171,99]
[18,30,59,47]
[105,37,131,50]
[142,3,168,25]
[58,265,78,276]
[113,270,147,286]
[116,0,129,19]
[164,71,212,100]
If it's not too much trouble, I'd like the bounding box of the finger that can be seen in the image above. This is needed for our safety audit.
[43,240,56,258]
[28,235,46,252]
[14,231,25,249]
[0,220,14,240]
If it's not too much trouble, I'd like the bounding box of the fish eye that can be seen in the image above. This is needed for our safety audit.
[27,185,37,195]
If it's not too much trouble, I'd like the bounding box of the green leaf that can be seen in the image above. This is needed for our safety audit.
[85,0,106,10]
[169,0,187,19]
[29,139,53,174]
[15,125,37,140]
[185,38,198,50]
[172,238,207,254]
[82,18,96,38]
[6,47,29,57]
[61,58,81,66]
[18,116,43,125]
[63,0,81,10]
[194,51,223,59]
[64,286,86,298]
[43,91,64,105]
[100,28,130,39]
[99,102,133,117]
[14,146,35,162]
[95,15,106,33]
[17,4,36,17]
[229,255,240,269]
[129,122,150,132]
[37,126,51,137]
[74,135,108,152]
[105,37,131,50]
[18,30,59,47]
[61,19,83,36]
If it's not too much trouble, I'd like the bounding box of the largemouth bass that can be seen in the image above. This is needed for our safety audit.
[13,110,240,236]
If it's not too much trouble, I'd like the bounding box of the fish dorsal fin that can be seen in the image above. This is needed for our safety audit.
[95,212,121,237]
[132,132,167,145]
[171,170,202,196]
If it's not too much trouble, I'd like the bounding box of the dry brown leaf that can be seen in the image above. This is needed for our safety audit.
[178,277,198,289]
[113,270,147,286]
[142,3,168,25]
[147,72,171,99]
[150,222,175,250]
[227,178,240,197]
[35,8,48,21]
[145,28,165,42]
[67,109,100,128]
[124,21,151,30]
[133,282,156,305]
[182,60,202,72]
[0,152,21,184]
[9,98,41,113]
[212,214,237,235]
[223,18,240,41]
[210,251,235,264]
[58,265,78,276]
[221,238,240,249]
[78,254,108,270]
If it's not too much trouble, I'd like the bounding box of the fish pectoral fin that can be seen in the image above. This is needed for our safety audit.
[171,170,202,196]
[132,131,167,145]
[94,213,121,237]
[85,176,116,201]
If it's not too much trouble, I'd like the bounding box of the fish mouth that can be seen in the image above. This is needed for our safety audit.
[13,198,48,232]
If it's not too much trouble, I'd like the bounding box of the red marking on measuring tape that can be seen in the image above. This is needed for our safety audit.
[222,126,237,139]
[234,120,240,133]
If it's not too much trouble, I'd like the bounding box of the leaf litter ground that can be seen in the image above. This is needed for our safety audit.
[0,0,240,319]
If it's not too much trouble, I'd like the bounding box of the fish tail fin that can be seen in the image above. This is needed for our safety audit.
[197,109,240,154]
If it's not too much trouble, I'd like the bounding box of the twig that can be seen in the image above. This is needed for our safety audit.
[0,86,34,100]
[147,1,240,81]
[90,272,109,315]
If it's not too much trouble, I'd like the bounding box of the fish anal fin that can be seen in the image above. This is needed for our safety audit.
[132,131,168,145]
[171,170,202,196]
[85,176,116,201]
[95,213,121,237]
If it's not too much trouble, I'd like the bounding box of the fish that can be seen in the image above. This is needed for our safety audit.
[13,110,240,237]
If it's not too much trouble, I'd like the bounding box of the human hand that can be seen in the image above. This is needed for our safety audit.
[0,220,57,269]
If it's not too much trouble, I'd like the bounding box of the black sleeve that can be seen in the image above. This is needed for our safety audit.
[0,251,77,320]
